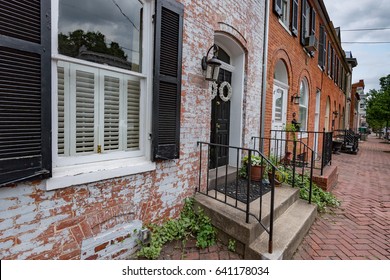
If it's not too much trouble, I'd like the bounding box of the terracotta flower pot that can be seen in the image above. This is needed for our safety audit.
[268,171,282,187]
[250,165,265,182]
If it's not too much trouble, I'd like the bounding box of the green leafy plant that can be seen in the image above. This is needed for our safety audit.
[266,155,289,184]
[284,169,340,212]
[284,123,298,141]
[239,154,266,178]
[137,198,216,259]
[228,239,236,252]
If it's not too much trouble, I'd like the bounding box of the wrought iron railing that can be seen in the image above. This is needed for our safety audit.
[196,141,281,254]
[322,131,333,169]
[268,129,333,175]
[252,136,315,204]
[333,129,359,154]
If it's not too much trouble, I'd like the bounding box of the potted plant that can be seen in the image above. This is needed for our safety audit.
[291,119,301,132]
[240,155,266,182]
[266,155,289,187]
[285,123,298,140]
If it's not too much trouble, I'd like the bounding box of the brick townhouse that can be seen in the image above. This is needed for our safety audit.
[0,0,267,259]
[350,79,365,131]
[263,0,358,157]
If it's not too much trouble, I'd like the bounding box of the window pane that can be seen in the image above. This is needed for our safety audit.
[299,106,307,131]
[300,82,306,105]
[275,90,284,121]
[281,0,289,25]
[305,5,310,37]
[58,0,143,72]
[299,79,308,131]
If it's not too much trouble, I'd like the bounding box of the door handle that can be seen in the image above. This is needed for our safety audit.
[216,101,220,105]
[216,123,220,129]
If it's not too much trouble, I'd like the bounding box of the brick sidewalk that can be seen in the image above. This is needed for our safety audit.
[158,238,243,260]
[293,135,390,260]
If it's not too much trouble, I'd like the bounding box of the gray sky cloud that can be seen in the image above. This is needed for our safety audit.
[323,0,390,91]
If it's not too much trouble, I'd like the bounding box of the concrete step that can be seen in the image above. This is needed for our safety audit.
[194,185,300,246]
[245,199,317,260]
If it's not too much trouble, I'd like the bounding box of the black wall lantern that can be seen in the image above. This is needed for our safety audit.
[333,110,339,118]
[291,93,301,104]
[201,44,221,82]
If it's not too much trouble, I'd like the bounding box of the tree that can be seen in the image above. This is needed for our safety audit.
[58,29,127,60]
[366,74,390,135]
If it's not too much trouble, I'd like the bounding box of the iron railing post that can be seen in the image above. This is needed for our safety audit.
[292,140,297,188]
[246,150,252,223]
[321,128,326,175]
[198,142,202,192]
[224,147,229,203]
[235,149,239,208]
[207,144,210,193]
[268,167,275,254]
[309,149,314,204]
[214,145,219,199]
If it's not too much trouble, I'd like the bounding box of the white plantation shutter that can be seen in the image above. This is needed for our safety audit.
[127,79,140,150]
[75,70,95,154]
[57,66,65,155]
[58,61,142,159]
[104,75,120,151]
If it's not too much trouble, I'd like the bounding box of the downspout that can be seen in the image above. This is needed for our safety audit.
[259,0,270,153]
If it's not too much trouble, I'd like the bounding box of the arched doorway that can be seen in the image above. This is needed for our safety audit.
[210,33,245,168]
[298,78,309,131]
[314,89,321,153]
[271,60,289,156]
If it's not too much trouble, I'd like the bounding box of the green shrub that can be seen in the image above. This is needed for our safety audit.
[285,169,340,212]
[137,197,216,259]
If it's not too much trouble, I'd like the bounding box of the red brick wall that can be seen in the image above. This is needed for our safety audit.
[265,0,348,144]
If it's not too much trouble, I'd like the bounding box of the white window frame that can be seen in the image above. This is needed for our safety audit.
[304,4,311,38]
[281,0,290,27]
[46,0,155,190]
[298,78,309,136]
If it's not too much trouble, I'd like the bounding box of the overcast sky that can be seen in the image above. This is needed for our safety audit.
[59,0,142,64]
[323,0,390,92]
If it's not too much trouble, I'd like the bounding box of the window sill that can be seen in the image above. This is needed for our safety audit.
[45,157,155,190]
[278,19,292,36]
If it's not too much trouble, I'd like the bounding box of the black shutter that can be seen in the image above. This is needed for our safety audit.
[152,0,184,160]
[300,0,307,45]
[0,0,51,186]
[291,0,298,36]
[311,8,316,35]
[323,31,327,69]
[318,25,325,68]
[274,0,283,17]
[327,42,331,75]
[331,47,335,78]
